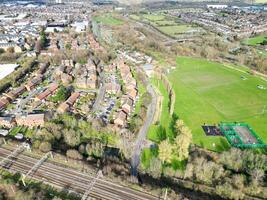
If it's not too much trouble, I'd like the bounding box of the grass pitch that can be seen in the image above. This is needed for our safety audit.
[93,15,123,26]
[167,57,267,151]
[243,35,267,46]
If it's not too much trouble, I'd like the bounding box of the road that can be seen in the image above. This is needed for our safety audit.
[92,84,105,112]
[0,147,160,200]
[14,87,44,114]
[92,71,106,112]
[131,84,157,176]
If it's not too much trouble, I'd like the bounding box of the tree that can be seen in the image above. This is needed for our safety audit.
[0,48,5,54]
[250,169,264,186]
[173,120,192,161]
[216,182,245,200]
[232,174,245,190]
[145,157,162,178]
[40,28,47,47]
[218,148,243,172]
[49,86,70,103]
[174,134,191,161]
[175,119,184,130]
[65,43,71,50]
[35,40,42,53]
[66,149,83,160]
[39,141,51,153]
[85,141,104,158]
[158,140,173,163]
[7,47,14,54]
[63,129,81,147]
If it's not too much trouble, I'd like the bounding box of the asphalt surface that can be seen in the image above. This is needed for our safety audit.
[131,84,157,176]
[0,147,160,200]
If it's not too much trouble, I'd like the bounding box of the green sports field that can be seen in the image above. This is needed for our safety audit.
[93,15,123,26]
[167,57,267,151]
[243,35,267,46]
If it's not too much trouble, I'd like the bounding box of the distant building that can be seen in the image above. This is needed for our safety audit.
[0,42,22,53]
[62,60,74,67]
[71,21,88,33]
[207,5,228,9]
[0,116,15,128]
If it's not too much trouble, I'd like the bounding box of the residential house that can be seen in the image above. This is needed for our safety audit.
[57,92,80,113]
[114,110,127,127]
[25,75,43,91]
[0,97,9,110]
[0,115,15,128]
[62,60,74,67]
[5,86,26,101]
[66,92,80,105]
[121,98,133,114]
[37,62,50,75]
[0,42,22,53]
[61,73,73,85]
[15,113,45,127]
[57,102,69,113]
[127,88,138,101]
[35,83,58,101]
[106,82,121,94]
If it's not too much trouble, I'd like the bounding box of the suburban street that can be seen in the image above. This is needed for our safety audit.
[131,84,157,176]
[10,87,44,114]
[0,147,160,200]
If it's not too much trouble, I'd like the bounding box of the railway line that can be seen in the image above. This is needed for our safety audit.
[0,147,160,200]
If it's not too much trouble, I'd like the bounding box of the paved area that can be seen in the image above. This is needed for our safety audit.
[131,84,157,176]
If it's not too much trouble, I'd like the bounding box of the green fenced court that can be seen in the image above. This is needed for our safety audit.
[219,123,266,148]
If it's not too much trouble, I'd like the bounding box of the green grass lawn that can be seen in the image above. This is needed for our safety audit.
[243,35,267,46]
[157,25,195,36]
[167,57,267,151]
[129,14,141,21]
[140,148,158,169]
[154,20,177,26]
[93,15,123,26]
[9,126,22,137]
[134,80,146,115]
[143,14,165,21]
[148,78,173,142]
[257,50,267,57]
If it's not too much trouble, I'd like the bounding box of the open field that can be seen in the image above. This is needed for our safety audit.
[243,35,267,46]
[130,13,202,38]
[93,14,123,26]
[143,14,165,21]
[157,25,195,37]
[167,57,267,151]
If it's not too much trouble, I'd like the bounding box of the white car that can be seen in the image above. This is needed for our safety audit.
[15,133,24,140]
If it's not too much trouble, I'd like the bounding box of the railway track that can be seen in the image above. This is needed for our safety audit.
[0,148,160,200]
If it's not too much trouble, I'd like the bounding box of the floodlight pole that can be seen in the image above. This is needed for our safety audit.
[21,151,53,186]
[81,170,103,200]
[0,144,26,168]
[164,189,168,200]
